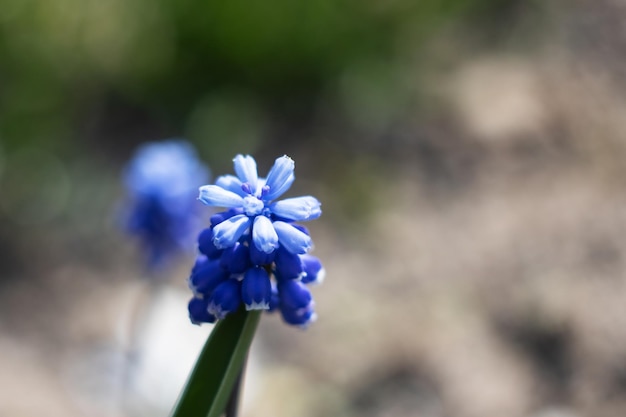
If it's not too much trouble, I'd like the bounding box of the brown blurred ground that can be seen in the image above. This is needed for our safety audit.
[2,1,626,417]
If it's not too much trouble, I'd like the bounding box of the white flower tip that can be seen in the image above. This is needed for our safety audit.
[190,318,204,326]
[297,313,317,329]
[261,242,278,254]
[312,268,326,285]
[246,302,270,311]
[212,237,227,250]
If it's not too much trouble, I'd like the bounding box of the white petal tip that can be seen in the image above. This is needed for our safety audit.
[246,302,270,311]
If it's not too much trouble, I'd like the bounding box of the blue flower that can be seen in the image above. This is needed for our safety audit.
[188,154,323,329]
[198,155,321,255]
[122,140,209,269]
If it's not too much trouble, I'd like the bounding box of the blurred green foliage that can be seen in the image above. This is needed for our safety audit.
[0,0,510,154]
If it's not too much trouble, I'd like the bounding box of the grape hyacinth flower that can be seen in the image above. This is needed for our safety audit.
[188,154,324,328]
[123,140,210,270]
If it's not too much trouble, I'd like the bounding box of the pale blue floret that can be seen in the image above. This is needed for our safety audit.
[198,185,244,207]
[273,221,312,254]
[270,196,321,221]
[252,216,279,253]
[215,175,247,196]
[264,156,295,201]
[197,154,319,255]
[212,214,251,249]
[233,155,259,195]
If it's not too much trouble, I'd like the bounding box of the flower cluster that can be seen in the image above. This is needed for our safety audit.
[123,140,210,269]
[187,155,324,328]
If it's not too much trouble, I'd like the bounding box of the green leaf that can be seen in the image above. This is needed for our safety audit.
[170,309,262,417]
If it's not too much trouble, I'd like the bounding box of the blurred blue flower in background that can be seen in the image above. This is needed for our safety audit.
[122,140,210,271]
[188,154,324,328]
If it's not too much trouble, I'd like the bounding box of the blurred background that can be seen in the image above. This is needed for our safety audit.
[2,0,626,416]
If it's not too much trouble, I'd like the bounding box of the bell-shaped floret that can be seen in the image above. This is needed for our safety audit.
[263,156,295,201]
[300,255,325,285]
[273,221,312,254]
[233,155,259,195]
[252,216,279,254]
[197,228,222,259]
[250,240,275,266]
[279,303,317,328]
[191,255,209,274]
[207,279,242,319]
[188,297,217,325]
[219,242,250,274]
[275,247,304,279]
[212,214,251,249]
[188,259,229,296]
[278,280,312,311]
[270,196,321,221]
[241,267,272,310]
[198,184,245,208]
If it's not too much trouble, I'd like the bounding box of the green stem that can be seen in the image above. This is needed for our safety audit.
[224,359,245,417]
[169,309,261,417]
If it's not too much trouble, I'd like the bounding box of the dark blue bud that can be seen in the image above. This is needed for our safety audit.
[268,282,279,313]
[241,267,272,310]
[219,242,250,274]
[291,223,310,236]
[278,280,312,310]
[207,279,242,319]
[279,303,316,328]
[191,255,208,274]
[189,259,229,296]
[274,246,304,279]
[300,255,325,285]
[188,297,217,325]
[210,208,244,226]
[250,239,275,266]
[198,228,222,259]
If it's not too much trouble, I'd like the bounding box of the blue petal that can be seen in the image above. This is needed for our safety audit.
[249,240,275,266]
[291,223,310,235]
[233,155,258,195]
[219,242,250,274]
[241,267,272,310]
[212,214,251,249]
[198,185,244,208]
[274,247,304,279]
[188,297,217,325]
[210,208,244,226]
[273,221,312,254]
[252,216,279,254]
[215,175,247,197]
[264,155,295,201]
[300,255,325,285]
[197,228,222,259]
[269,196,321,221]
[191,255,209,274]
[188,259,229,296]
[207,279,242,319]
[279,303,316,328]
[278,280,312,310]
[268,282,279,312]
